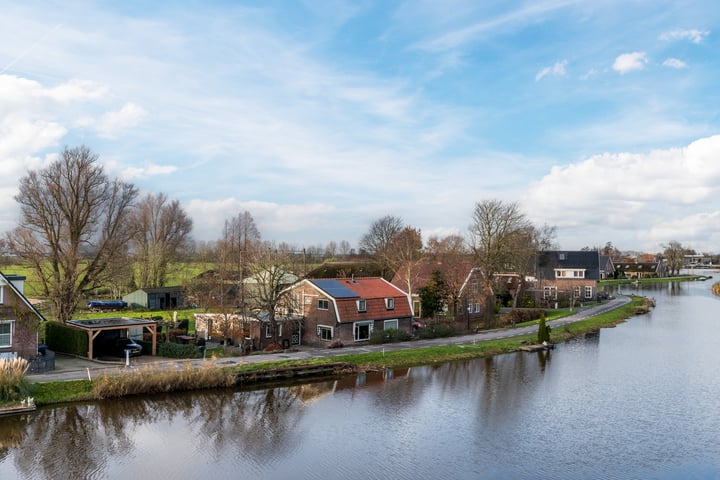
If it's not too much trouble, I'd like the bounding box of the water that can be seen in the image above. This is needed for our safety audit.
[2,280,720,479]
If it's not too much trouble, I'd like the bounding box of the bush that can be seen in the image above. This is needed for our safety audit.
[264,343,282,352]
[415,323,456,339]
[328,339,344,349]
[158,342,202,359]
[45,321,89,356]
[504,309,545,326]
[0,357,29,402]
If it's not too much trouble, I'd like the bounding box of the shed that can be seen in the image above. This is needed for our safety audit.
[123,286,184,310]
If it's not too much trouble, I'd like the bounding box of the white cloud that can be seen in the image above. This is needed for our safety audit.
[522,134,720,252]
[659,29,710,44]
[535,60,567,81]
[95,102,147,139]
[613,52,648,74]
[186,198,337,242]
[662,58,687,69]
[105,161,178,181]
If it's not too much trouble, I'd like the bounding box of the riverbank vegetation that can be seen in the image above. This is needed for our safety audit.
[21,296,649,407]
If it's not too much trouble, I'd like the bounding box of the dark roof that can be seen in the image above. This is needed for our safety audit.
[0,271,47,322]
[310,279,360,299]
[536,251,601,280]
[135,286,184,294]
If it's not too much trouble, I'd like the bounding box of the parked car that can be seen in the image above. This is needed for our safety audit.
[112,337,143,357]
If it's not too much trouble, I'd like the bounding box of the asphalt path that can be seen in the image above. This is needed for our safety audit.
[28,295,632,383]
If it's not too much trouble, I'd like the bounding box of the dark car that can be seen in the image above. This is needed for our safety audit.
[112,337,143,357]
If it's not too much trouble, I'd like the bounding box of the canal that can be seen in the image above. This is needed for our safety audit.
[1,280,719,479]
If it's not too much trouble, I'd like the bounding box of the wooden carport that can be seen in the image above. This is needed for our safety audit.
[67,317,157,359]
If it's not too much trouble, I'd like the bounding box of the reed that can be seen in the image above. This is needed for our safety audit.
[92,359,236,399]
[0,357,29,402]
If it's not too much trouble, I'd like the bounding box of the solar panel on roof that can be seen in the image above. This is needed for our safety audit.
[311,279,359,298]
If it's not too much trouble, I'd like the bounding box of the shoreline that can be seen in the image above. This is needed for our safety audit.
[16,295,647,408]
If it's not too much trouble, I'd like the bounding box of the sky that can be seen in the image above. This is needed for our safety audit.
[1,0,719,254]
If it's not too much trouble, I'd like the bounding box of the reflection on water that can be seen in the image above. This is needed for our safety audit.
[2,281,720,479]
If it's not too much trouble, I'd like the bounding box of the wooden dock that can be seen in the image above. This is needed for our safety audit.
[0,404,36,417]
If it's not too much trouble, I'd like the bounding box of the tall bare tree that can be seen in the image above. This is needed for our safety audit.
[220,211,261,314]
[662,240,686,276]
[130,192,193,288]
[387,226,425,296]
[8,145,138,322]
[359,215,404,277]
[468,199,532,325]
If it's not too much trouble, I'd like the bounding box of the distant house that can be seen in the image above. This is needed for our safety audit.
[615,261,666,279]
[599,255,615,280]
[391,258,488,330]
[282,277,412,347]
[529,251,601,307]
[0,272,46,361]
[194,312,300,351]
[123,286,184,310]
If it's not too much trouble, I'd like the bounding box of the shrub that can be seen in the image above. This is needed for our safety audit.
[0,357,29,402]
[328,339,344,349]
[505,309,545,326]
[264,343,282,352]
[158,342,202,359]
[415,323,456,339]
[45,321,89,356]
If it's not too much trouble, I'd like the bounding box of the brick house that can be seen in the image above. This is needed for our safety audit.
[529,251,601,307]
[391,258,488,330]
[282,277,413,347]
[0,272,46,360]
[615,261,666,279]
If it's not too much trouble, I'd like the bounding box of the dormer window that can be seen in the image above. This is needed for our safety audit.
[357,299,367,312]
[385,298,394,310]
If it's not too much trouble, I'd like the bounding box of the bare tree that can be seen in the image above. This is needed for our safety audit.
[662,240,686,276]
[129,192,193,288]
[426,234,472,315]
[359,215,404,277]
[468,199,532,325]
[338,240,352,257]
[220,211,261,315]
[7,145,138,322]
[387,226,425,296]
[247,243,297,345]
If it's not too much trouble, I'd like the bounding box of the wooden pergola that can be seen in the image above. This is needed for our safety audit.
[67,317,157,359]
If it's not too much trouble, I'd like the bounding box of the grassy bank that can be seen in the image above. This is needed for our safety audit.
[26,296,648,406]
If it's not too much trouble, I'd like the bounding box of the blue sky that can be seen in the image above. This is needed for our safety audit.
[1,0,719,253]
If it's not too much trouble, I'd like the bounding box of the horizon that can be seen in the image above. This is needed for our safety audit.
[2,2,719,253]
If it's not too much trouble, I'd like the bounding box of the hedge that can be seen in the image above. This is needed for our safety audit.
[45,321,89,356]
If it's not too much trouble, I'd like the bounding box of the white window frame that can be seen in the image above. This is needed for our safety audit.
[357,299,367,312]
[317,325,333,341]
[384,319,398,331]
[0,285,4,304]
[474,303,481,313]
[584,286,593,299]
[573,286,581,298]
[543,286,557,300]
[353,320,373,342]
[385,298,394,310]
[265,323,282,338]
[0,320,13,348]
[318,299,329,310]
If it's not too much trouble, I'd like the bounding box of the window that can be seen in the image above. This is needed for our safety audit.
[0,285,4,304]
[385,298,394,310]
[353,321,373,341]
[543,286,557,300]
[472,281,479,293]
[384,319,398,331]
[474,303,481,313]
[555,269,585,279]
[318,299,329,310]
[0,321,12,348]
[584,286,593,299]
[573,286,581,298]
[265,324,282,338]
[317,325,333,341]
[357,299,366,312]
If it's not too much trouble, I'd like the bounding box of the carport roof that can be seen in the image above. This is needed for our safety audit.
[67,317,157,330]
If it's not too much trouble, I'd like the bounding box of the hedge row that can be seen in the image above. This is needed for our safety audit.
[45,321,88,356]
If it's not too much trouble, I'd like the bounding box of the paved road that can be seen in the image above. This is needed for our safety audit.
[28,295,631,383]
